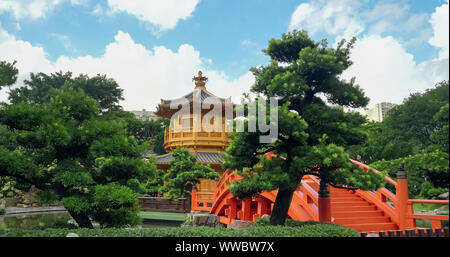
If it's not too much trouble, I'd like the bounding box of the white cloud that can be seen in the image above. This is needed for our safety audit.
[288,0,364,41]
[240,40,254,47]
[0,0,60,19]
[363,2,409,26]
[70,0,89,5]
[0,24,53,74]
[0,0,89,19]
[106,0,200,32]
[289,0,449,108]
[0,26,254,110]
[429,0,449,60]
[342,34,448,107]
[92,4,104,16]
[49,33,73,52]
[290,1,431,46]
[342,35,424,106]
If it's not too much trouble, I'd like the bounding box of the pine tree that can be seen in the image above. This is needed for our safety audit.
[223,30,385,225]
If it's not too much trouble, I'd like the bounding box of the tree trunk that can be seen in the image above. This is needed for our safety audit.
[67,210,94,229]
[269,188,295,225]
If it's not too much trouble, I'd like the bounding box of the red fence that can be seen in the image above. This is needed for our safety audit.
[360,228,449,237]
[190,191,214,212]
[138,197,190,213]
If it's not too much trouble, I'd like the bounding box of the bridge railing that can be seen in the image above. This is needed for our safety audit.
[191,190,214,212]
[350,159,449,230]
[296,175,320,220]
[407,199,449,229]
[192,170,235,213]
[191,158,449,230]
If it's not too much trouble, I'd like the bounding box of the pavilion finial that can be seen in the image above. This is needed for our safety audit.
[193,70,208,89]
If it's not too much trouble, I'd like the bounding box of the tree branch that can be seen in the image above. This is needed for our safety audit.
[1,171,50,191]
[301,172,358,191]
[327,181,357,191]
[255,146,280,156]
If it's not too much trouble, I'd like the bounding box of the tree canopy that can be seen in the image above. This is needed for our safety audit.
[350,81,449,163]
[0,60,18,90]
[223,30,384,225]
[8,71,124,113]
[159,147,217,198]
[0,65,160,228]
[102,109,168,155]
[353,82,449,199]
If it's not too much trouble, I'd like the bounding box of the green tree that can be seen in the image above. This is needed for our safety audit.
[93,109,168,155]
[4,68,167,154]
[347,121,410,163]
[430,103,449,153]
[0,60,22,197]
[348,82,449,199]
[369,101,449,199]
[370,149,448,199]
[8,71,124,113]
[0,84,158,228]
[0,60,18,90]
[159,147,217,198]
[385,81,449,150]
[223,30,384,225]
[352,81,449,163]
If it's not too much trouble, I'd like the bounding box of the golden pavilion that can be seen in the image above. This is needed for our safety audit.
[155,71,235,197]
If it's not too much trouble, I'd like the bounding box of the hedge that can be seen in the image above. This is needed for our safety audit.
[0,224,359,237]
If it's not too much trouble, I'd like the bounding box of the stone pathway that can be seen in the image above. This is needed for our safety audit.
[4,206,67,216]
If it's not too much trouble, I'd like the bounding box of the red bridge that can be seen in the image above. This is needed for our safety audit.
[191,159,449,233]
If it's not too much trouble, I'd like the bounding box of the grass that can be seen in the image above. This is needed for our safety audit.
[412,204,448,229]
[415,219,432,228]
[413,203,449,213]
[139,211,187,221]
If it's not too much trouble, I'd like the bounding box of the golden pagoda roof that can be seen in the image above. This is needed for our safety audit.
[155,71,234,118]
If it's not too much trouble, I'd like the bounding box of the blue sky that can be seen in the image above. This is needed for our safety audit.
[0,0,448,110]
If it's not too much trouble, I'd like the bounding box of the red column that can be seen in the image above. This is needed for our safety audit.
[225,198,239,227]
[239,198,252,221]
[318,180,331,222]
[214,173,219,197]
[191,185,198,212]
[254,197,270,221]
[396,163,414,229]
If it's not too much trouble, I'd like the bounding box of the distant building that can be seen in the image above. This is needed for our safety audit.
[365,102,397,122]
[128,109,157,121]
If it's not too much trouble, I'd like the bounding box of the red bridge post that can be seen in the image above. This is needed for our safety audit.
[191,185,198,211]
[318,180,331,222]
[253,196,270,221]
[238,198,252,221]
[225,198,239,226]
[396,163,414,229]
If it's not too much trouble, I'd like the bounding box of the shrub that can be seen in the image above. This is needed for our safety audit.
[37,190,59,205]
[0,225,360,237]
[91,183,142,228]
[181,215,194,227]
[253,216,359,237]
[0,208,5,215]
[253,216,271,226]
